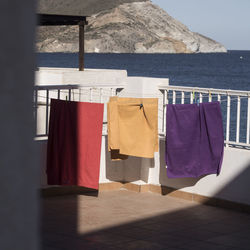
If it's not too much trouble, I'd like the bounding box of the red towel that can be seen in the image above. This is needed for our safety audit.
[46,99,104,190]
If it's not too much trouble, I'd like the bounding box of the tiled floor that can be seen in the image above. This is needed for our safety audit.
[42,190,250,250]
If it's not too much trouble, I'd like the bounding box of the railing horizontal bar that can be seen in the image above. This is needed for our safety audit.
[224,141,250,148]
[159,85,250,97]
[157,135,250,148]
[34,84,126,90]
[34,84,250,149]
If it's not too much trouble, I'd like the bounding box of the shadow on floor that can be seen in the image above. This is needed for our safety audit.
[42,191,250,250]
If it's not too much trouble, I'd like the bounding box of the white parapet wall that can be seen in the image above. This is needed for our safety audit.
[36,67,250,207]
[36,67,128,86]
[157,140,250,206]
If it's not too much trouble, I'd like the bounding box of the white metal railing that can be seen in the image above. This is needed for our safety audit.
[34,84,124,138]
[34,84,250,149]
[159,85,250,149]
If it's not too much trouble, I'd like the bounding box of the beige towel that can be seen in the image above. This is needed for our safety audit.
[108,97,158,160]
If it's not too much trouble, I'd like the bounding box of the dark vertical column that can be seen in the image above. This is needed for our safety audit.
[0,0,39,249]
[79,21,85,71]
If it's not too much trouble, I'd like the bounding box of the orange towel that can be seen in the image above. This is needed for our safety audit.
[108,97,158,160]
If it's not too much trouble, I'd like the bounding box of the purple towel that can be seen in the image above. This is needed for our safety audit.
[165,102,224,178]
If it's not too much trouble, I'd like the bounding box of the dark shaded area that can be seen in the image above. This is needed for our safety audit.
[41,186,98,197]
[37,14,87,26]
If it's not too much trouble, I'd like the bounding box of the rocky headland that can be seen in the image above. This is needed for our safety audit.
[37,0,227,53]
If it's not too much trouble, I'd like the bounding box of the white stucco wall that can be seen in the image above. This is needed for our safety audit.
[158,139,250,205]
[36,67,128,86]
[38,136,250,206]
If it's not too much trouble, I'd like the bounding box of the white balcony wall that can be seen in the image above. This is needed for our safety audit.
[158,140,250,205]
[36,67,128,86]
[36,68,250,207]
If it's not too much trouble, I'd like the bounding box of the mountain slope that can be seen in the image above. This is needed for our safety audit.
[37,1,227,53]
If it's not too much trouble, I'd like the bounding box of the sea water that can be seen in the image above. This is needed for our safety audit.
[37,51,250,90]
[37,51,250,143]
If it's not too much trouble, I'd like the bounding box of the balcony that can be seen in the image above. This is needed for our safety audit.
[35,67,250,206]
[36,67,250,249]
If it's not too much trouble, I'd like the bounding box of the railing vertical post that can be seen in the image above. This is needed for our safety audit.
[209,90,212,102]
[173,91,176,104]
[236,96,241,143]
[79,88,81,102]
[190,92,193,104]
[34,89,38,135]
[110,88,114,97]
[226,94,231,146]
[79,21,85,71]
[163,90,168,135]
[181,91,184,104]
[68,88,71,101]
[199,93,203,103]
[247,95,250,144]
[100,88,103,103]
[90,88,93,102]
[217,94,221,102]
[45,89,49,135]
[57,89,60,100]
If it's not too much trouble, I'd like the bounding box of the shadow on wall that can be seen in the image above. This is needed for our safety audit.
[206,162,250,210]
[105,136,154,183]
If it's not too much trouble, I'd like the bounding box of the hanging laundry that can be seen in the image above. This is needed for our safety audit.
[165,102,224,178]
[108,97,158,160]
[46,99,104,190]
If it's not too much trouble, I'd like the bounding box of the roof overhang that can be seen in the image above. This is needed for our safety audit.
[37,14,88,71]
[37,14,88,26]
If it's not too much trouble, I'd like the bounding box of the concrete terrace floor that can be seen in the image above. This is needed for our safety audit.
[42,190,250,250]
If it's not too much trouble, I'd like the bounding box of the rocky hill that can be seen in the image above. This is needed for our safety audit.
[37,0,227,53]
[38,0,147,16]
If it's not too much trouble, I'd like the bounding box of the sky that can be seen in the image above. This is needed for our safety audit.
[151,0,250,50]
